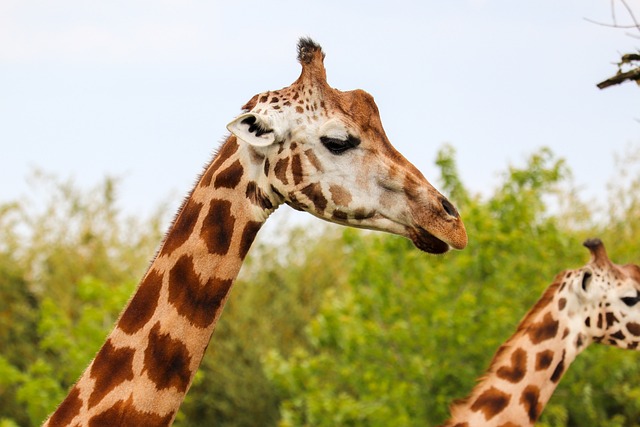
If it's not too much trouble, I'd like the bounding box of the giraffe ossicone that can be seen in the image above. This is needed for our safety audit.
[442,238,640,427]
[44,37,466,426]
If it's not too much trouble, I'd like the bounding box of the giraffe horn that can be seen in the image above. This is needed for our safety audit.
[296,37,327,84]
[583,238,611,266]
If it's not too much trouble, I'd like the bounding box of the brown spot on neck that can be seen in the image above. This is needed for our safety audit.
[520,385,542,423]
[214,159,244,189]
[118,268,163,334]
[527,312,559,344]
[496,347,527,383]
[88,339,135,408]
[200,199,235,256]
[168,255,234,329]
[47,386,82,427]
[550,350,566,383]
[239,221,262,259]
[201,137,240,187]
[143,322,192,393]
[245,181,274,210]
[470,386,511,421]
[88,396,175,427]
[535,349,554,371]
[161,198,203,256]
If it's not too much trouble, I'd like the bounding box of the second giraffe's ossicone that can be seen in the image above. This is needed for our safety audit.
[226,37,467,253]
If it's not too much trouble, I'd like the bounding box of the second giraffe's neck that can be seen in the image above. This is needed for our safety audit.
[444,280,582,427]
[45,136,276,426]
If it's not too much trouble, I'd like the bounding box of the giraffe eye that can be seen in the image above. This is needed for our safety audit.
[320,135,361,155]
[621,292,640,307]
[581,271,593,291]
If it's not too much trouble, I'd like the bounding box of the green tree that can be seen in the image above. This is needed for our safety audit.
[0,173,165,425]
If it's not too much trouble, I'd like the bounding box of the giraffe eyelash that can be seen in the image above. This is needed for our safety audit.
[320,135,361,155]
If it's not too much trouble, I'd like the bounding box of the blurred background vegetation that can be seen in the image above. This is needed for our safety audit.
[1,144,639,426]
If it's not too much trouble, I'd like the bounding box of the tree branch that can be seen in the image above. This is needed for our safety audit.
[597,66,640,89]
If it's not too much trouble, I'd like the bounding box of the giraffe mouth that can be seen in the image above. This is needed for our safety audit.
[409,227,450,254]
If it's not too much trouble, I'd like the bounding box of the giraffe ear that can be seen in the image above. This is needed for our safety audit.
[226,113,276,147]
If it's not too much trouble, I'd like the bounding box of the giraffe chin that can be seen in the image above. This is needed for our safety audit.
[409,227,450,254]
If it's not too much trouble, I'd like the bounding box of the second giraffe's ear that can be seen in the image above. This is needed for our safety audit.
[227,113,276,147]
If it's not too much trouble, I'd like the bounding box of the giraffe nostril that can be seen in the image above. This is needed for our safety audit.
[441,197,459,218]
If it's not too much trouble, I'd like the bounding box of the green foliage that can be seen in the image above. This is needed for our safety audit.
[2,146,640,426]
[0,172,164,425]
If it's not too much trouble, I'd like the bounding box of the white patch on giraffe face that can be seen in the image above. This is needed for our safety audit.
[318,118,349,141]
[606,277,640,311]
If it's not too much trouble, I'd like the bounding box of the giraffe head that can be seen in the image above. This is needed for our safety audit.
[569,238,640,350]
[226,38,467,254]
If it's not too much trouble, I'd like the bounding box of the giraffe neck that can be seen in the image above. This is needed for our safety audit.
[443,280,585,427]
[44,136,277,426]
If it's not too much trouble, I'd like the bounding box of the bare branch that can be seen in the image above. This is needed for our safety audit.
[585,0,640,31]
[583,17,640,29]
[590,0,640,90]
[597,67,640,89]
[621,53,640,62]
[619,0,640,34]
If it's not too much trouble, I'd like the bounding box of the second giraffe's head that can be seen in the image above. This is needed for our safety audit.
[226,38,467,254]
[572,238,640,350]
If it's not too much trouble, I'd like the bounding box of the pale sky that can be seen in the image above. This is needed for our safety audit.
[1,1,639,228]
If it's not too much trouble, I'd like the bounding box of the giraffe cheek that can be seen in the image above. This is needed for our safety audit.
[328,184,352,207]
[300,183,328,214]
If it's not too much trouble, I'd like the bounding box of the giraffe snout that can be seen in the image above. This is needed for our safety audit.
[439,196,467,250]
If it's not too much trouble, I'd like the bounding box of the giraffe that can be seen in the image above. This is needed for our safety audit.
[441,238,640,427]
[43,38,467,426]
